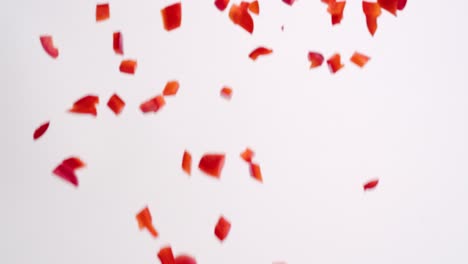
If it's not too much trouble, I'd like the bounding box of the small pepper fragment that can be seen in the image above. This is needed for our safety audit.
[33,121,50,140]
[363,179,379,191]
[175,255,197,264]
[249,163,263,182]
[62,157,86,170]
[182,150,192,176]
[214,216,231,241]
[119,60,137,74]
[198,153,225,178]
[248,1,259,15]
[220,86,233,100]
[308,52,324,68]
[39,35,59,59]
[136,206,159,238]
[350,52,370,68]
[161,2,182,31]
[326,0,346,25]
[228,4,254,34]
[53,157,85,187]
[69,95,99,116]
[214,0,230,11]
[107,93,125,115]
[249,47,273,61]
[96,3,110,21]
[378,0,398,16]
[158,246,176,264]
[397,0,407,10]
[240,148,254,162]
[362,2,381,36]
[282,0,295,5]
[326,53,344,74]
[113,31,123,55]
[163,81,180,96]
[140,95,166,113]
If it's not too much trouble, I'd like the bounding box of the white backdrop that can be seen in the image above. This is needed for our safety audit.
[2,1,468,263]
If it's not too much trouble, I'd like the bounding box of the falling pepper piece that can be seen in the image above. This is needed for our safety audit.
[214,216,231,241]
[282,0,295,6]
[198,153,226,178]
[308,51,324,68]
[161,2,182,31]
[362,2,381,36]
[96,3,110,21]
[350,52,370,68]
[248,1,259,15]
[249,163,263,183]
[39,35,59,58]
[113,31,123,55]
[136,206,159,238]
[52,157,85,187]
[228,4,254,34]
[119,59,137,74]
[175,255,197,264]
[220,86,233,100]
[140,95,166,113]
[69,95,99,116]
[182,150,192,176]
[249,47,273,61]
[214,0,230,11]
[240,148,254,163]
[326,53,344,74]
[363,179,379,191]
[33,121,50,140]
[326,0,346,26]
[107,93,126,115]
[378,0,398,16]
[158,246,176,264]
[163,81,180,96]
[397,0,407,10]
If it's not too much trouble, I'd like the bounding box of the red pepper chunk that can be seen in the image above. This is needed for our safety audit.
[158,246,176,264]
[136,206,159,238]
[378,0,398,16]
[327,0,346,25]
[362,2,381,36]
[308,52,324,68]
[397,0,407,10]
[229,4,254,34]
[249,47,273,61]
[96,3,110,21]
[33,121,50,140]
[113,31,123,55]
[350,52,370,68]
[69,95,99,116]
[250,163,263,182]
[182,150,192,176]
[214,216,231,241]
[62,157,86,171]
[163,81,180,96]
[175,255,197,264]
[119,60,137,74]
[326,53,344,74]
[161,2,182,31]
[248,1,259,15]
[363,179,379,191]
[282,0,295,5]
[214,0,230,11]
[107,93,125,115]
[140,95,166,113]
[220,86,233,100]
[198,153,225,178]
[240,148,254,162]
[39,35,59,58]
[52,157,85,187]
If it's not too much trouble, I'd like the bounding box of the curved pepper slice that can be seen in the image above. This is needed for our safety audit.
[182,150,192,176]
[198,153,225,178]
[326,53,344,74]
[229,3,254,34]
[249,47,273,61]
[378,0,398,16]
[308,52,324,68]
[282,0,295,5]
[161,2,182,31]
[53,157,85,187]
[397,0,407,10]
[363,179,379,191]
[175,255,197,264]
[39,35,59,59]
[136,206,159,238]
[69,95,99,116]
[362,2,381,36]
[33,121,50,140]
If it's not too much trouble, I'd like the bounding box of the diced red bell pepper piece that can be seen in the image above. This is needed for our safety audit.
[362,2,381,36]
[214,216,231,241]
[161,2,182,31]
[62,157,86,170]
[248,1,259,15]
[182,150,192,176]
[326,53,344,74]
[96,3,110,21]
[214,0,230,11]
[249,47,273,61]
[69,95,99,116]
[158,246,176,264]
[363,179,379,191]
[249,163,263,182]
[140,95,166,113]
[240,148,254,162]
[33,121,50,140]
[326,0,346,25]
[198,153,225,178]
[350,52,370,68]
[119,59,137,74]
[52,157,85,187]
[220,86,233,100]
[378,0,398,16]
[175,255,197,264]
[163,81,180,96]
[113,31,123,55]
[282,0,295,6]
[308,52,324,68]
[228,4,254,34]
[39,35,59,58]
[107,93,125,115]
[397,0,407,10]
[136,206,159,238]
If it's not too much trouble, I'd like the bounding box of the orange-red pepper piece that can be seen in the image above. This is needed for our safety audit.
[182,150,192,176]
[249,163,263,182]
[240,148,254,162]
[397,0,407,10]
[158,246,176,264]
[228,4,254,34]
[220,86,233,100]
[326,53,344,74]
[327,0,346,25]
[175,255,197,264]
[62,157,86,170]
[198,153,225,178]
[53,157,85,187]
[363,179,379,191]
[214,216,231,241]
[249,47,273,61]
[282,0,295,5]
[96,3,110,21]
[308,52,324,68]
[69,95,99,116]
[161,2,182,31]
[350,52,370,68]
[248,1,259,15]
[113,31,123,55]
[214,0,230,11]
[378,0,398,16]
[140,95,166,113]
[33,121,50,140]
[163,81,180,96]
[39,35,59,58]
[362,2,381,36]
[107,93,125,115]
[119,59,137,74]
[136,206,159,238]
